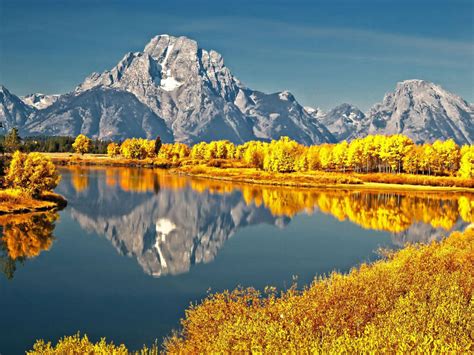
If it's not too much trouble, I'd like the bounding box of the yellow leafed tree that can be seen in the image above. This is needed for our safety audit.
[458,145,474,178]
[72,134,92,155]
[6,151,60,196]
[106,142,121,157]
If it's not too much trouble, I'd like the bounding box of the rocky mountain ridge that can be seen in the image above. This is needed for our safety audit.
[1,35,472,145]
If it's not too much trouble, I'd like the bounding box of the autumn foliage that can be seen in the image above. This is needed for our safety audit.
[94,134,474,181]
[0,213,57,260]
[31,228,473,353]
[163,228,474,353]
[72,134,92,155]
[5,151,60,196]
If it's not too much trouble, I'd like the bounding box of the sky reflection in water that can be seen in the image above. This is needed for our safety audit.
[0,166,471,353]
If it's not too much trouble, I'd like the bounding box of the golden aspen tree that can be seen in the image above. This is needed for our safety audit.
[458,145,474,178]
[347,139,364,172]
[107,142,121,157]
[6,151,60,196]
[190,142,208,159]
[72,134,92,155]
[243,141,265,168]
[432,139,460,175]
[263,137,302,173]
[319,144,334,171]
[402,145,422,174]
[306,145,321,171]
[380,135,414,173]
[333,141,349,172]
[120,138,147,159]
[143,139,157,158]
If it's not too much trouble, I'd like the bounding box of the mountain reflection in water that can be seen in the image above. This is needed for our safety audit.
[47,166,472,278]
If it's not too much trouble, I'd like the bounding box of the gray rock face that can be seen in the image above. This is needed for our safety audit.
[236,89,334,145]
[315,103,366,141]
[365,80,473,145]
[1,38,472,145]
[311,80,473,145]
[0,85,33,134]
[25,87,173,141]
[76,34,333,144]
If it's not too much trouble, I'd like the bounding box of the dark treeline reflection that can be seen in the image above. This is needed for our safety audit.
[0,213,58,280]
[54,167,473,278]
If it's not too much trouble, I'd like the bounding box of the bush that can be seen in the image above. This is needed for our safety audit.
[28,333,130,354]
[107,142,121,157]
[5,151,60,196]
[164,228,474,353]
[72,134,92,155]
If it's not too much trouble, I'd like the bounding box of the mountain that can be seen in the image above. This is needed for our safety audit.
[25,87,173,141]
[312,103,366,141]
[21,93,59,110]
[0,85,33,134]
[365,80,473,145]
[313,80,473,145]
[1,36,472,145]
[76,34,334,144]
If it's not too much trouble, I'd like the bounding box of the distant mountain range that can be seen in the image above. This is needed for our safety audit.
[1,34,473,145]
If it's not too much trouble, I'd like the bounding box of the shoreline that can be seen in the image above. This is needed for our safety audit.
[171,169,474,193]
[45,153,474,193]
[0,191,68,216]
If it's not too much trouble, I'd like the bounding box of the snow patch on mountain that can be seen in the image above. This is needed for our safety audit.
[21,93,59,110]
[315,103,366,141]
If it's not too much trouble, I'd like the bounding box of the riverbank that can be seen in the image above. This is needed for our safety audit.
[29,227,474,353]
[44,153,474,192]
[0,189,67,215]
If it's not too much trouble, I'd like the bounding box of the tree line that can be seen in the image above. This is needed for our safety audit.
[1,128,472,178]
[0,129,109,154]
[102,134,473,178]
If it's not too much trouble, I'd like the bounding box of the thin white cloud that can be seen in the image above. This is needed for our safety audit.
[177,16,474,57]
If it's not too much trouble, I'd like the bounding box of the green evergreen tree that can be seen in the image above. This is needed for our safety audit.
[4,128,21,153]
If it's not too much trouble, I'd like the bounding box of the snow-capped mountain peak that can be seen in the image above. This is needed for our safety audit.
[70,34,334,144]
[1,38,472,145]
[21,93,60,110]
[366,79,473,144]
[0,85,33,133]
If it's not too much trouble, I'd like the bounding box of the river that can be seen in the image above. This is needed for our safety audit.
[0,166,471,353]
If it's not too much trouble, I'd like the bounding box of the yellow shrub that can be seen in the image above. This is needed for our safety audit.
[28,333,159,354]
[459,145,474,178]
[164,228,474,353]
[5,151,60,196]
[72,134,92,155]
[107,142,121,157]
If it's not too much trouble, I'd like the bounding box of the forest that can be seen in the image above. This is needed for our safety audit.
[108,134,473,178]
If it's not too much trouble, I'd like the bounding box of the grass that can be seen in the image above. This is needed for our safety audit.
[0,188,67,215]
[357,172,474,188]
[175,165,363,187]
[28,227,474,353]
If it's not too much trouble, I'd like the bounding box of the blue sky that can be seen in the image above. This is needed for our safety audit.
[0,0,473,110]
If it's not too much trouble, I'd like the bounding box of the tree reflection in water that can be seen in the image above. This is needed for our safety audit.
[0,212,58,280]
[95,166,474,233]
[58,166,473,278]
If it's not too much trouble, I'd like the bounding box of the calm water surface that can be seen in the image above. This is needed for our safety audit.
[0,167,471,354]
